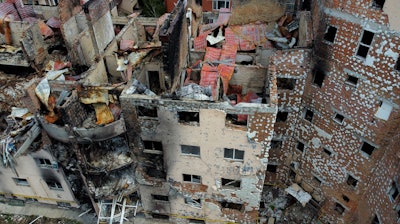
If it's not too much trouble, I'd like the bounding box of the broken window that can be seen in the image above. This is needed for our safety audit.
[303,108,314,122]
[277,78,296,90]
[267,164,278,173]
[188,219,205,224]
[224,148,244,161]
[323,147,332,156]
[334,202,345,214]
[226,113,247,126]
[46,180,63,191]
[212,0,230,10]
[143,140,163,154]
[372,214,380,224]
[181,145,200,156]
[183,174,202,184]
[313,176,322,185]
[57,202,71,207]
[372,0,385,9]
[178,111,199,124]
[152,194,169,201]
[296,141,305,152]
[360,141,376,156]
[270,140,282,150]
[13,178,30,186]
[36,158,55,169]
[152,213,169,219]
[220,201,243,211]
[342,195,350,203]
[324,26,337,43]
[137,106,157,117]
[346,74,359,86]
[356,30,374,58]
[185,198,201,208]
[312,69,325,87]
[333,113,345,124]
[389,181,399,202]
[276,111,289,122]
[346,174,358,188]
[221,178,241,188]
[395,58,400,71]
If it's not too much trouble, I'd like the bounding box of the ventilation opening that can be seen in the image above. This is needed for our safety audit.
[342,195,350,202]
[346,175,358,187]
[323,148,332,156]
[137,106,157,117]
[152,213,169,219]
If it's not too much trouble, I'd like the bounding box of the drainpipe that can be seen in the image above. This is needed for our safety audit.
[83,1,100,57]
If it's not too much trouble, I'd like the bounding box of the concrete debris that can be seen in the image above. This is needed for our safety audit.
[285,183,312,207]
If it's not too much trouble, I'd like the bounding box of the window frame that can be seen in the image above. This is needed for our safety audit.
[46,180,63,191]
[181,145,200,156]
[183,174,202,184]
[212,0,230,10]
[223,148,245,161]
[356,30,375,59]
[13,178,30,186]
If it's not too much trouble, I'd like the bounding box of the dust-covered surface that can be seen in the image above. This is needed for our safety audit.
[229,0,285,25]
[0,214,81,224]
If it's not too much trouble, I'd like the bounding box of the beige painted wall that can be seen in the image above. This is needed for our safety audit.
[383,0,400,32]
[0,149,78,207]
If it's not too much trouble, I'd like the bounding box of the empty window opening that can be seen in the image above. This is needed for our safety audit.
[183,174,201,184]
[323,148,332,156]
[372,214,380,224]
[178,111,199,124]
[334,202,345,214]
[342,195,350,202]
[143,140,163,154]
[152,213,169,219]
[334,113,345,124]
[303,109,314,122]
[301,0,311,10]
[296,141,305,152]
[312,69,325,87]
[221,178,241,188]
[395,58,400,71]
[212,0,230,10]
[224,148,244,160]
[189,219,205,224]
[152,194,169,201]
[346,175,358,187]
[14,178,30,186]
[270,140,282,149]
[148,71,161,94]
[181,145,200,156]
[372,0,385,9]
[324,26,337,43]
[277,78,296,90]
[267,164,278,173]
[389,181,399,201]
[360,141,376,156]
[226,113,247,126]
[276,111,289,122]
[289,169,296,180]
[356,30,374,58]
[137,106,157,117]
[46,180,63,190]
[313,176,322,185]
[346,75,359,86]
[185,198,201,208]
[36,158,54,168]
[220,201,243,211]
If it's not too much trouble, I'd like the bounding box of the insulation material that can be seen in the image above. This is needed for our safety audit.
[199,64,219,100]
[79,88,109,105]
[93,103,114,125]
[229,0,284,25]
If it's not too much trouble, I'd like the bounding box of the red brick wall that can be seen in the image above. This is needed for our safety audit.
[165,0,178,12]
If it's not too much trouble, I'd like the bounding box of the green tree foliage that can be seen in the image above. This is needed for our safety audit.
[139,0,166,17]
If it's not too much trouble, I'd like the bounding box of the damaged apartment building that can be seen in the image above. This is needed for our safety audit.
[0,0,400,224]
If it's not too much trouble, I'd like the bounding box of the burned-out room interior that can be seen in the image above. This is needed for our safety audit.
[1,0,400,223]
